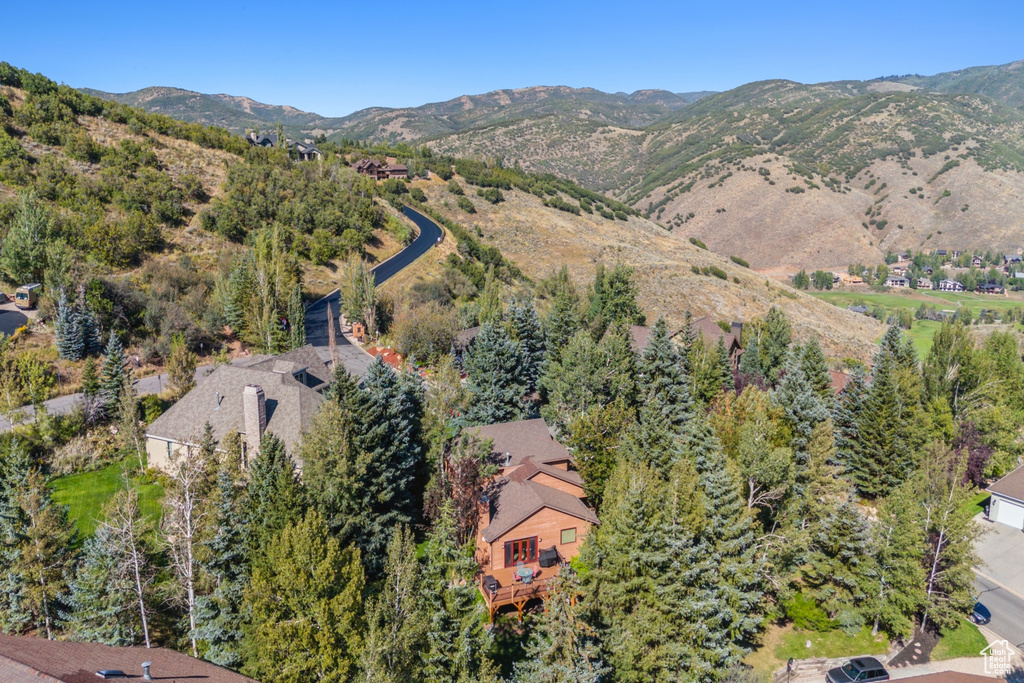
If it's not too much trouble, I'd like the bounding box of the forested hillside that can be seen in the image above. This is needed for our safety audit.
[0,61,1021,683]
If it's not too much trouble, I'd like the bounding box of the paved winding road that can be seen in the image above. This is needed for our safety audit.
[1,206,443,431]
[305,205,443,375]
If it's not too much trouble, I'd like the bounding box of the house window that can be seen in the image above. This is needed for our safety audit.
[503,537,537,566]
[560,528,577,545]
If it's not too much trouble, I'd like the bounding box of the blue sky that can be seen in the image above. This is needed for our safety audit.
[5,0,1024,115]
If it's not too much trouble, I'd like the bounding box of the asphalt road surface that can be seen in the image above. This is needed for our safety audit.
[305,204,442,375]
[0,306,28,336]
[975,572,1024,650]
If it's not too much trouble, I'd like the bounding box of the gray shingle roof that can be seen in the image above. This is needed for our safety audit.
[146,363,323,455]
[988,465,1024,504]
[249,344,330,390]
[481,478,599,543]
[466,418,572,468]
[0,633,256,682]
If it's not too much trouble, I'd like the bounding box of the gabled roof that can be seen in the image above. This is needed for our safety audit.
[691,316,741,350]
[0,634,256,683]
[146,363,323,455]
[481,478,599,543]
[466,418,572,468]
[829,370,851,394]
[507,456,584,488]
[988,464,1024,504]
[249,344,330,390]
[629,324,654,353]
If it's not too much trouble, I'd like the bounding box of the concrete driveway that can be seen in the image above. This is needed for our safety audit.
[974,516,1024,650]
[976,517,1024,593]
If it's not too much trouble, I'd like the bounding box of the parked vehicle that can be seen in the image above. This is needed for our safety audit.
[14,283,41,310]
[825,657,889,683]
[969,601,991,625]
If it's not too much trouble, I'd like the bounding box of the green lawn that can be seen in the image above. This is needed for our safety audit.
[774,626,889,662]
[965,491,991,517]
[909,319,942,356]
[51,461,164,537]
[932,619,988,661]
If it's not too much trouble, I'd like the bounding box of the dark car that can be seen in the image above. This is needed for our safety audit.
[969,601,991,625]
[825,657,890,683]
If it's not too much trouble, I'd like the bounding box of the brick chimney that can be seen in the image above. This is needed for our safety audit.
[730,321,743,341]
[243,384,267,462]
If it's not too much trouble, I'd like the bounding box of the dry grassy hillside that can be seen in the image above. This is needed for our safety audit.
[412,176,883,360]
[653,152,1024,273]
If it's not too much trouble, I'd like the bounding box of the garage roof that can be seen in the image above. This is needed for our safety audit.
[987,465,1024,504]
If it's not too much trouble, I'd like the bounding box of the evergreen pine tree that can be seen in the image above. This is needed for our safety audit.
[98,332,127,418]
[245,433,306,559]
[773,350,828,494]
[600,321,639,407]
[359,357,423,575]
[513,564,609,683]
[831,366,867,471]
[463,322,529,425]
[194,455,249,668]
[302,372,371,543]
[716,336,735,394]
[868,482,926,638]
[540,330,612,433]
[76,287,103,357]
[800,338,832,404]
[0,441,31,633]
[54,290,84,361]
[802,501,876,632]
[241,511,365,681]
[80,357,99,398]
[679,310,698,377]
[419,501,492,681]
[64,525,141,646]
[580,459,673,680]
[758,306,792,386]
[690,423,765,663]
[848,350,918,499]
[738,333,762,384]
[13,470,77,639]
[637,318,695,438]
[361,525,427,683]
[507,296,546,391]
[544,266,583,356]
[166,334,197,401]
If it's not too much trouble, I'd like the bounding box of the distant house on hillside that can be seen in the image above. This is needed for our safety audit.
[353,158,408,180]
[291,139,322,161]
[145,345,329,472]
[1004,254,1023,266]
[938,279,964,292]
[972,255,984,267]
[244,131,321,161]
[917,278,933,290]
[977,282,1005,294]
[936,249,948,257]
[245,131,278,147]
[466,418,598,622]
[885,275,910,288]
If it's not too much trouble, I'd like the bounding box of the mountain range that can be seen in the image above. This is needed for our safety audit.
[84,59,1024,270]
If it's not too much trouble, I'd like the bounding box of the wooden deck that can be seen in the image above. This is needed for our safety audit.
[478,564,555,622]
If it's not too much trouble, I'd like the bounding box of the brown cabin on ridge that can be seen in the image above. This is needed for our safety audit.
[465,418,598,621]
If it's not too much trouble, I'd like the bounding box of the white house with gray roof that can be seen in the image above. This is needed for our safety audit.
[145,345,329,472]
